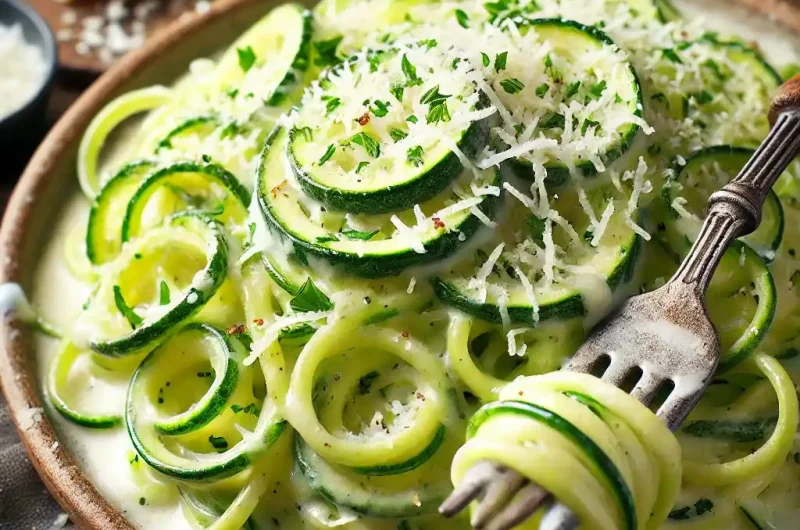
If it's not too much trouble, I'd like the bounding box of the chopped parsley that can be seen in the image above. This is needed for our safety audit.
[565,80,581,98]
[231,403,260,416]
[313,36,343,67]
[290,278,334,313]
[113,286,143,329]
[481,52,490,67]
[662,48,683,64]
[322,95,341,115]
[159,281,170,306]
[355,161,370,174]
[526,216,546,245]
[318,144,335,165]
[581,118,601,135]
[495,51,508,72]
[407,145,425,167]
[500,78,525,94]
[208,435,229,452]
[315,234,339,243]
[535,83,549,97]
[237,46,256,72]
[406,114,418,123]
[342,228,380,241]
[390,128,408,142]
[371,100,391,117]
[544,53,562,82]
[539,111,565,130]
[401,54,422,86]
[420,85,451,124]
[455,9,470,28]
[586,80,607,101]
[348,132,381,158]
[693,90,714,105]
[390,84,405,102]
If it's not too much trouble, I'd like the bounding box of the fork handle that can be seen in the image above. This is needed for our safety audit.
[670,75,800,294]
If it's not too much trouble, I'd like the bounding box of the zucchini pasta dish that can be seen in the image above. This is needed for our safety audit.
[11,0,800,529]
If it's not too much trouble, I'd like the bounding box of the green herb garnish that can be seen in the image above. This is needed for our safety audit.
[290,278,334,313]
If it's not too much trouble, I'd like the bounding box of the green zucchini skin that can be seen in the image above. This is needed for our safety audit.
[468,400,637,530]
[148,324,242,436]
[661,145,785,262]
[121,161,250,243]
[352,424,447,476]
[258,127,503,278]
[505,19,645,185]
[681,417,778,443]
[431,279,585,325]
[289,117,490,214]
[91,213,229,357]
[155,115,218,153]
[432,223,642,326]
[86,160,155,265]
[294,435,449,517]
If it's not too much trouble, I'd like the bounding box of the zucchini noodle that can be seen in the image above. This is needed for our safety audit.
[20,0,800,528]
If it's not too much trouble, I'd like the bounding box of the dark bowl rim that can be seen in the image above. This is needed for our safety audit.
[0,0,59,126]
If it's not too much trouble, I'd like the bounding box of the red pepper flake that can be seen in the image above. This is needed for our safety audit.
[253,318,264,326]
[432,217,445,229]
[357,113,370,126]
[227,324,245,335]
[401,330,409,339]
[415,391,426,401]
[271,180,287,198]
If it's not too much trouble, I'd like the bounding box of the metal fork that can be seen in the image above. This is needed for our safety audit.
[440,75,800,530]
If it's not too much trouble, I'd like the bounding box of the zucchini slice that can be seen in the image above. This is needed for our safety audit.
[153,115,218,154]
[121,161,250,244]
[648,34,781,146]
[258,127,501,278]
[127,324,287,481]
[295,435,452,518]
[79,212,229,357]
[434,185,641,325]
[78,85,172,198]
[708,243,777,372]
[468,400,637,530]
[289,45,490,213]
[213,3,312,107]
[86,160,155,265]
[660,146,785,262]
[47,340,123,428]
[493,19,644,184]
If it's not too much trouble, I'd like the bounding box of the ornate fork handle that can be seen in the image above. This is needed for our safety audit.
[671,91,800,295]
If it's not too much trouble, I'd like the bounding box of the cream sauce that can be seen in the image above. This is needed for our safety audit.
[22,2,800,529]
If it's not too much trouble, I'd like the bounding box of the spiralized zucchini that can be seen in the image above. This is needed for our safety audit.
[452,372,682,530]
[26,0,800,528]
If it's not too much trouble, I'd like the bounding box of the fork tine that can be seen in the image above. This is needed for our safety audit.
[439,461,500,517]
[630,373,665,406]
[484,482,550,530]
[657,390,704,432]
[471,469,527,528]
[540,502,580,530]
[599,359,633,387]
